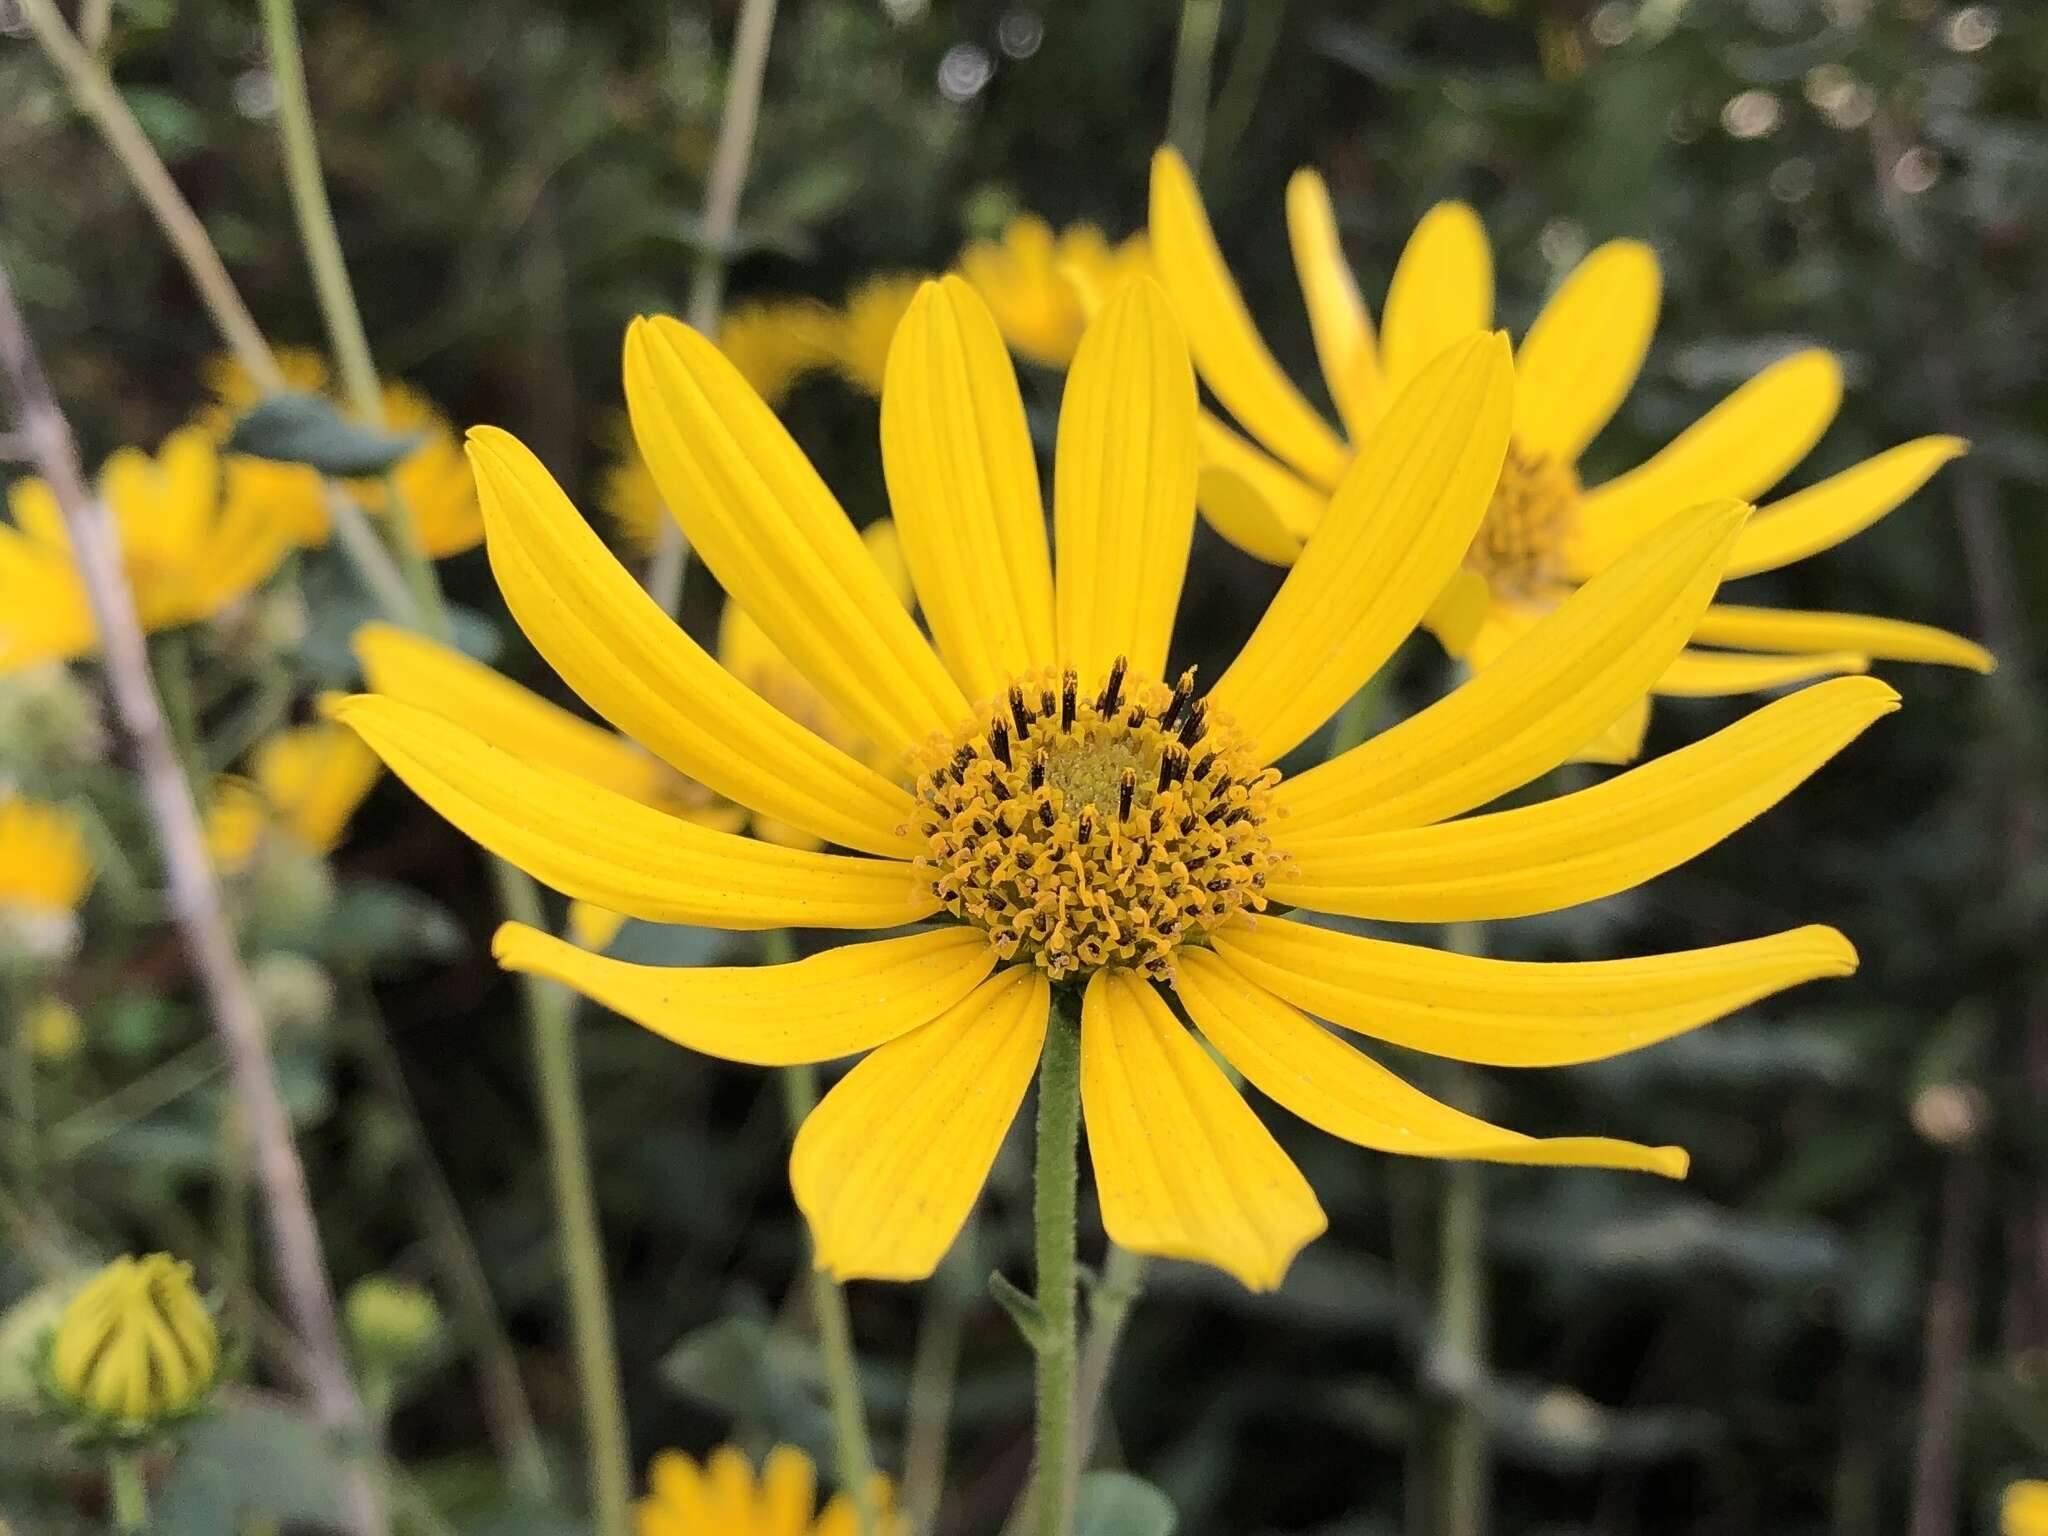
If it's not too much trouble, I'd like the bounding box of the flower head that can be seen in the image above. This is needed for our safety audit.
[334,276,1888,1290]
[1148,148,1988,759]
[1,430,296,675]
[636,1444,901,1536]
[0,795,94,918]
[344,1276,443,1368]
[206,723,381,875]
[46,1254,219,1433]
[25,994,85,1063]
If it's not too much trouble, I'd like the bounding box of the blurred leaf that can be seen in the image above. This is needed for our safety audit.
[226,393,423,476]
[121,86,208,162]
[260,879,464,973]
[659,1310,832,1459]
[153,1397,350,1534]
[1074,1471,1178,1536]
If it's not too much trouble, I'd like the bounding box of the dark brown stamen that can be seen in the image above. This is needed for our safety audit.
[1097,656,1128,716]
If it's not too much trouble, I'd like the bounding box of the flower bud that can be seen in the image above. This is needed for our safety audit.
[25,995,84,1063]
[46,1255,219,1432]
[344,1277,442,1369]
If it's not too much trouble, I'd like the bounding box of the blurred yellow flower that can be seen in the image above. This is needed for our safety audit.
[598,414,669,557]
[1150,147,1990,760]
[958,213,1152,368]
[196,347,332,437]
[635,1444,902,1536]
[206,723,382,874]
[343,1275,443,1366]
[48,1254,218,1429]
[830,272,927,395]
[2005,1482,2048,1536]
[0,795,95,916]
[1,430,294,674]
[25,994,85,1063]
[334,279,1884,1289]
[720,300,838,407]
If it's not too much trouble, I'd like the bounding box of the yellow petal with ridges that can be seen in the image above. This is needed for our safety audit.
[1211,333,1513,766]
[1081,968,1325,1292]
[1568,349,1843,575]
[1053,278,1199,684]
[1654,648,1868,696]
[1194,411,1327,559]
[465,427,915,856]
[1689,604,1993,673]
[1148,148,1351,488]
[791,965,1048,1281]
[624,315,969,759]
[1212,914,1855,1067]
[1721,436,1968,579]
[492,923,994,1065]
[1280,499,1747,836]
[1573,693,1653,766]
[1378,202,1494,403]
[1276,675,1898,923]
[1176,949,1688,1175]
[882,278,1056,695]
[1511,239,1661,465]
[330,693,936,929]
[1285,167,1381,440]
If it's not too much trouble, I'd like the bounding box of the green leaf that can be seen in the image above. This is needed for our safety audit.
[658,1312,832,1458]
[1073,1471,1178,1536]
[989,1269,1050,1351]
[259,880,464,974]
[153,1397,352,1534]
[225,393,423,477]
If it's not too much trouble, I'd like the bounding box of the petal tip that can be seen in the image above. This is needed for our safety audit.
[1651,1146,1691,1180]
[490,920,551,969]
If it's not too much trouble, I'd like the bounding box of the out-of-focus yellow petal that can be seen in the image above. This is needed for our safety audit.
[1052,278,1198,685]
[1080,968,1325,1292]
[1511,239,1661,465]
[330,694,936,929]
[466,428,915,854]
[1378,202,1494,405]
[1423,567,1493,658]
[791,966,1048,1281]
[1276,676,1898,922]
[1654,648,1869,696]
[625,315,968,759]
[1722,436,1968,578]
[1212,914,1856,1067]
[1689,604,1993,673]
[881,278,1056,695]
[1285,168,1381,441]
[1568,350,1842,575]
[1148,148,1352,488]
[832,272,927,396]
[1176,949,1689,1175]
[0,795,97,912]
[493,923,994,1065]
[1193,412,1326,564]
[1573,693,1653,765]
[1281,499,1747,837]
[1210,333,1513,766]
[252,724,381,854]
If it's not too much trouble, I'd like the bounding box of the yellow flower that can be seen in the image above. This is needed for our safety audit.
[831,273,928,395]
[0,795,94,916]
[48,1254,219,1429]
[636,1444,901,1536]
[721,300,839,408]
[2005,1482,2048,1536]
[1148,148,1990,760]
[332,277,1888,1290]
[25,995,85,1063]
[343,1276,443,1366]
[958,214,1152,369]
[1,430,294,675]
[205,723,382,874]
[197,348,332,434]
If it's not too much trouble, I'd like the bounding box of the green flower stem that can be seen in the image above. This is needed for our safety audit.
[494,864,632,1535]
[1166,0,1224,179]
[106,1449,149,1532]
[901,1228,974,1536]
[1030,990,1084,1536]
[1073,1243,1147,1460]
[1436,920,1489,1536]
[4,976,37,1197]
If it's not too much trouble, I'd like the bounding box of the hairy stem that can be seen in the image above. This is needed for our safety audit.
[1030,992,1084,1536]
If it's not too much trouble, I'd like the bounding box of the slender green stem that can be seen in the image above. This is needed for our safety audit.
[217,1100,254,1352]
[1073,1244,1146,1461]
[1030,991,1084,1536]
[153,632,203,789]
[1205,0,1285,172]
[5,978,38,1196]
[495,864,632,1536]
[107,1449,149,1531]
[1166,0,1225,179]
[1435,919,1489,1536]
[901,1221,975,1535]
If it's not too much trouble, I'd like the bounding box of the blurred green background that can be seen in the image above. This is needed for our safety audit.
[4,0,2046,1532]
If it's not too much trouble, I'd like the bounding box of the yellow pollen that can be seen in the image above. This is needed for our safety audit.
[1466,440,1581,598]
[910,659,1285,982]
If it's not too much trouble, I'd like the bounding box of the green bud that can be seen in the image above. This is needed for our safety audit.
[344,1277,442,1368]
[44,1254,219,1436]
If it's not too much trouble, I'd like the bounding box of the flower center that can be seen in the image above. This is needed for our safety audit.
[910,660,1283,982]
[1465,441,1581,599]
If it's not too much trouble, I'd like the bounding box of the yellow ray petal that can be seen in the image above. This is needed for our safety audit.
[465,427,916,856]
[1378,202,1494,404]
[1689,604,1993,672]
[1193,411,1326,563]
[492,923,995,1065]
[252,724,381,854]
[1280,498,1747,836]
[1210,333,1512,765]
[624,316,969,759]
[791,965,1048,1281]
[0,557,93,673]
[1285,167,1380,440]
[1176,948,1688,1175]
[881,277,1057,695]
[1568,349,1842,575]
[1080,968,1325,1292]
[1511,239,1661,465]
[1573,693,1653,765]
[329,693,936,929]
[1053,278,1199,684]
[1424,567,1494,658]
[1211,914,1855,1067]
[1654,648,1868,696]
[1276,675,1898,923]
[1721,436,1968,579]
[1148,148,1351,488]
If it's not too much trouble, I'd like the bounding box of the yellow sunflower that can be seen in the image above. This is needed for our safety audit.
[0,794,95,916]
[206,722,384,874]
[332,277,1889,1290]
[1149,148,1989,759]
[1,429,295,674]
[636,1444,901,1536]
[957,214,1152,369]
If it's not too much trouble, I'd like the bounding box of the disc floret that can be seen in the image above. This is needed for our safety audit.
[1466,440,1581,599]
[911,659,1284,981]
